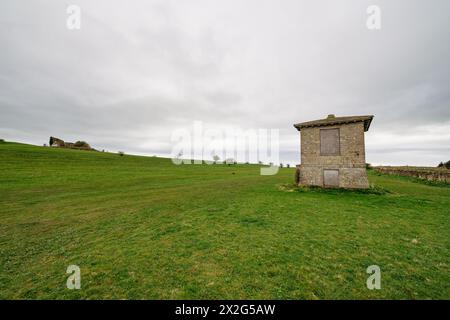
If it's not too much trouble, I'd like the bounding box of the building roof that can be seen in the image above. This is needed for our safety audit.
[294,114,374,132]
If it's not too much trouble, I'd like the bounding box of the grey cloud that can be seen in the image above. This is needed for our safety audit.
[0,0,449,166]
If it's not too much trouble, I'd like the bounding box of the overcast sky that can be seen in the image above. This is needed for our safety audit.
[1,0,449,166]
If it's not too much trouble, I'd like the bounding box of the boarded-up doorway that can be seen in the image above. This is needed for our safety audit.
[323,169,339,187]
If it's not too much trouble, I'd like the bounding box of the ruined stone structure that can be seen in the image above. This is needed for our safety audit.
[49,136,65,147]
[49,137,94,151]
[294,114,374,189]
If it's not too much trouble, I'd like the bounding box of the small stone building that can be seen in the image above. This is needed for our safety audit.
[293,114,374,188]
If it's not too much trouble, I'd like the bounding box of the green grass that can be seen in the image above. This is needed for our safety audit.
[0,141,449,299]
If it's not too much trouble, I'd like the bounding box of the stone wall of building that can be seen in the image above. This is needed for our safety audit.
[298,122,369,188]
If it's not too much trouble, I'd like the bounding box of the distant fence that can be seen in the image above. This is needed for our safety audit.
[374,166,450,183]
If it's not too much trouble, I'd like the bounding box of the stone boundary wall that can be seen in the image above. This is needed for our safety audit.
[374,166,450,183]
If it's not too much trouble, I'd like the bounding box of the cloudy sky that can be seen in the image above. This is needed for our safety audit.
[1,0,449,166]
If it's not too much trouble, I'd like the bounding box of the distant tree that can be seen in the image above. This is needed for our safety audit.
[440,160,450,169]
[366,163,372,170]
[118,151,125,156]
[286,164,290,168]
[437,162,444,168]
[280,163,283,168]
[213,154,220,164]
[0,139,4,143]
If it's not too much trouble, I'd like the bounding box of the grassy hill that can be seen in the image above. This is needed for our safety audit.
[0,141,448,299]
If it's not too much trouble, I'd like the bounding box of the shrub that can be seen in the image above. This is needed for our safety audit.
[294,167,300,184]
[0,139,5,143]
[438,161,450,169]
[74,141,90,148]
[366,163,372,169]
[118,151,125,156]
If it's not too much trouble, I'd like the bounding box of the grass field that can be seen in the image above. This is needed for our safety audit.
[0,141,449,299]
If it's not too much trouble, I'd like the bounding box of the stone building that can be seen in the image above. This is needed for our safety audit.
[49,137,93,150]
[293,114,374,188]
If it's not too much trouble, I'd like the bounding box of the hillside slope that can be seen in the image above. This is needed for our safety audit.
[0,141,449,299]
